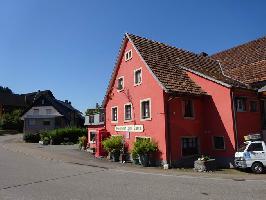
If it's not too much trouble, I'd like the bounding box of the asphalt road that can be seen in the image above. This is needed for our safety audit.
[0,134,266,200]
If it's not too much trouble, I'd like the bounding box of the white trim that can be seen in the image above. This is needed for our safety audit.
[140,98,152,121]
[134,67,142,86]
[179,66,232,88]
[125,49,133,61]
[117,76,124,92]
[212,136,226,150]
[88,130,96,144]
[126,33,168,92]
[111,106,118,123]
[124,103,133,122]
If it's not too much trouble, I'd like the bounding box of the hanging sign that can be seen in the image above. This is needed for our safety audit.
[115,125,144,132]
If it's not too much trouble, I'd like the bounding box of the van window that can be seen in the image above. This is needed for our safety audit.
[238,143,248,152]
[247,143,263,151]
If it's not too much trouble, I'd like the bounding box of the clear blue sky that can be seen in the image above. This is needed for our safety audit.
[0,0,265,113]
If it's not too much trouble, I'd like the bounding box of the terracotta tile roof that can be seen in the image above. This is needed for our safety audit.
[103,33,250,106]
[127,33,246,90]
[210,36,266,84]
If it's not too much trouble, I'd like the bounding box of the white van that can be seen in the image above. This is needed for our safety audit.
[235,135,266,174]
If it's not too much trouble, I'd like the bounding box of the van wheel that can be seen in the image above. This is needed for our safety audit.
[251,162,264,174]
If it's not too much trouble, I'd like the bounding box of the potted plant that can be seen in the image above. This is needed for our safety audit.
[131,149,140,165]
[102,136,123,162]
[194,155,216,172]
[132,138,158,167]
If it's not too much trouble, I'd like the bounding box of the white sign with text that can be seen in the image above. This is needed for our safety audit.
[115,125,144,132]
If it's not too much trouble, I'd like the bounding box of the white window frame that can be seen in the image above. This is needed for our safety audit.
[182,99,195,119]
[111,106,118,123]
[125,49,132,61]
[140,98,152,121]
[134,67,142,86]
[117,76,124,92]
[124,103,133,122]
[89,130,96,144]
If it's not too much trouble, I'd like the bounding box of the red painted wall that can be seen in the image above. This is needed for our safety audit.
[166,94,204,161]
[187,72,236,157]
[105,39,167,162]
[233,89,262,145]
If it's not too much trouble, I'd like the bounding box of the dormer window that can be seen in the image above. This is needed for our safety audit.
[125,49,132,61]
[134,68,142,85]
[117,77,124,91]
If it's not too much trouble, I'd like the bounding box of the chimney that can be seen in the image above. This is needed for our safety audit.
[68,101,71,105]
[199,52,208,57]
[65,100,68,104]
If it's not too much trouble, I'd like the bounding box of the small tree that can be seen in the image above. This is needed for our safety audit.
[0,109,23,131]
[102,136,123,161]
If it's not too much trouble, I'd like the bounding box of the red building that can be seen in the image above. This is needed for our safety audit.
[88,33,266,167]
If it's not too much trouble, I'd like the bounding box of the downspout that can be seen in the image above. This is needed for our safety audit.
[230,89,239,150]
[165,93,172,168]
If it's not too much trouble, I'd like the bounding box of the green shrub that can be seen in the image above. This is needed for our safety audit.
[23,133,40,143]
[132,138,158,155]
[41,127,86,145]
[78,136,88,150]
[102,136,123,153]
[0,109,23,131]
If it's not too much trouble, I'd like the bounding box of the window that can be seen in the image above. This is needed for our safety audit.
[235,97,246,112]
[111,106,118,122]
[41,99,45,105]
[46,109,52,115]
[89,115,94,123]
[183,99,194,118]
[29,119,36,126]
[43,120,50,126]
[247,143,263,151]
[182,137,198,156]
[140,99,151,120]
[89,131,96,143]
[250,101,258,112]
[134,68,142,85]
[99,112,105,122]
[124,104,132,121]
[213,136,225,150]
[117,77,124,91]
[125,49,132,61]
[33,109,39,115]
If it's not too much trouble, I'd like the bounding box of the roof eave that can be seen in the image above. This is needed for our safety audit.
[179,66,232,88]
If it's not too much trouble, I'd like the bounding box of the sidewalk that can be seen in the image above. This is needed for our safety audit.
[2,134,266,181]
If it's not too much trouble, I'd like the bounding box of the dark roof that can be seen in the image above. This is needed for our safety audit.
[21,91,83,120]
[210,36,266,84]
[0,93,27,107]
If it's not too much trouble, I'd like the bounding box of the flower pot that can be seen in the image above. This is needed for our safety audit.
[139,154,149,167]
[112,151,120,162]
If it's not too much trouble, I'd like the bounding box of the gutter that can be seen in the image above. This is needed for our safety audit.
[165,95,172,168]
[179,66,232,88]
